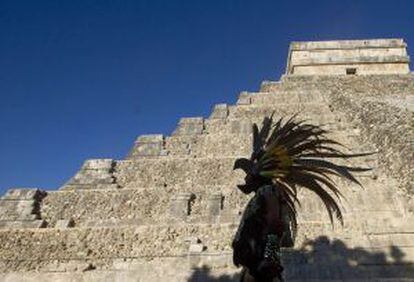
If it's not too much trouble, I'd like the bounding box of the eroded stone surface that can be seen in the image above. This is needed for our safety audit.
[0,39,413,281]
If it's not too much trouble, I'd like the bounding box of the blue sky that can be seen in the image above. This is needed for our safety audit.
[0,0,413,193]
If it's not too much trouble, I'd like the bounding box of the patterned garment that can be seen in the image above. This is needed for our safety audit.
[233,185,285,282]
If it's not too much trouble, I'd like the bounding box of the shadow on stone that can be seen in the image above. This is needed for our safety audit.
[187,236,414,281]
[187,265,240,282]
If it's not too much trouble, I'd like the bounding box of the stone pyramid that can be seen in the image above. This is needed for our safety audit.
[1,38,413,281]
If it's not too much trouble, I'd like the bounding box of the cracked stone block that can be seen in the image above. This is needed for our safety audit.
[169,193,194,219]
[172,117,204,135]
[236,91,251,105]
[209,103,229,119]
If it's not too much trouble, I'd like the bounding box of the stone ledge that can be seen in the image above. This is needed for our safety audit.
[290,39,407,50]
[209,103,229,119]
[2,189,45,201]
[293,55,410,66]
[0,219,47,229]
[172,117,205,136]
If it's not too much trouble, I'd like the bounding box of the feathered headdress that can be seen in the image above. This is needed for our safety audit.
[234,114,373,227]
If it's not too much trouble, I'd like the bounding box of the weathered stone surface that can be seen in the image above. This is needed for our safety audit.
[236,91,251,105]
[0,188,47,227]
[127,134,166,158]
[207,193,223,217]
[0,38,414,280]
[0,219,47,229]
[55,219,74,229]
[0,200,35,221]
[188,243,205,253]
[62,159,117,189]
[2,188,44,201]
[209,103,229,119]
[229,119,252,134]
[165,133,251,157]
[169,193,194,220]
[287,38,410,75]
[172,117,204,135]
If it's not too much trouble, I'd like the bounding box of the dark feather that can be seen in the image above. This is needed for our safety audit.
[252,123,260,155]
[294,158,363,186]
[289,173,344,225]
[258,112,274,146]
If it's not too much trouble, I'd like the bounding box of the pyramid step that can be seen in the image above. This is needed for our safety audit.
[0,188,47,222]
[47,174,395,229]
[165,133,252,157]
[115,152,379,188]
[43,185,246,227]
[127,114,356,159]
[0,223,237,272]
[164,129,365,157]
[115,157,245,188]
[228,102,332,119]
[204,114,353,135]
[260,79,323,92]
[1,222,410,275]
[237,90,327,105]
[260,80,284,92]
[0,223,371,270]
[227,104,343,121]
[0,219,46,229]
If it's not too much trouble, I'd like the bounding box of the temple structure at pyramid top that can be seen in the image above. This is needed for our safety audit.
[286,38,410,75]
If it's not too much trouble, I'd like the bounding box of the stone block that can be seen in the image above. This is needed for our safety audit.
[188,243,205,253]
[209,103,229,119]
[260,80,282,92]
[208,193,223,217]
[44,260,93,272]
[2,188,45,201]
[169,193,194,219]
[184,236,201,244]
[55,218,74,228]
[230,119,252,134]
[17,201,36,217]
[128,134,165,157]
[83,218,142,228]
[173,117,204,135]
[0,219,46,229]
[64,158,118,187]
[236,91,251,105]
[82,159,114,170]
[0,200,37,221]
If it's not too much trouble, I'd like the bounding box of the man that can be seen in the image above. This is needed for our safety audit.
[232,115,371,281]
